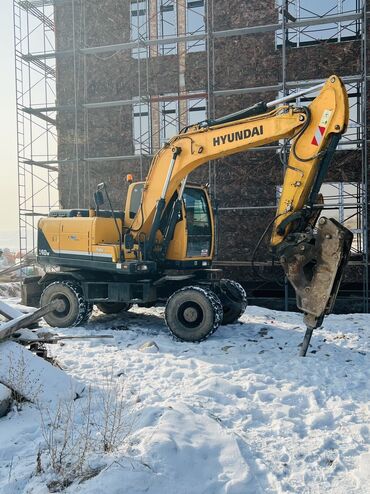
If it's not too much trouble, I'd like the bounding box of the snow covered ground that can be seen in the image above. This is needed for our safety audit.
[1,290,370,493]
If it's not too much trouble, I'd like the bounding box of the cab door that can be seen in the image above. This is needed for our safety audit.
[183,187,213,259]
[165,186,214,262]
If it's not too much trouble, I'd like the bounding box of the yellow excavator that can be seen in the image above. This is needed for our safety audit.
[22,75,353,356]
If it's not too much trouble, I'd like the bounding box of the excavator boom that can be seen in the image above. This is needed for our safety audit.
[129,76,348,248]
[127,75,352,353]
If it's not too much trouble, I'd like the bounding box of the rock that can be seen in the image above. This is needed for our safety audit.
[221,345,234,353]
[0,383,12,417]
[35,329,57,339]
[138,341,159,353]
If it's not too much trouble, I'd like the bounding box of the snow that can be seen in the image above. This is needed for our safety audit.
[0,383,11,403]
[0,341,85,405]
[1,298,370,493]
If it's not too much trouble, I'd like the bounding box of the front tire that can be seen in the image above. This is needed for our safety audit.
[219,279,247,325]
[165,286,223,342]
[40,281,90,327]
[96,302,132,314]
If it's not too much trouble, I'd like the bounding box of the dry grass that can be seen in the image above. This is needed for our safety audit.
[37,375,136,489]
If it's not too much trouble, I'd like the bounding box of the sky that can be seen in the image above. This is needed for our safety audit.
[0,0,19,249]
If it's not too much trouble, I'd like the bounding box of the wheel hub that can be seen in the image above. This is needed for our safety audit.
[52,296,70,317]
[183,306,199,323]
[55,297,67,313]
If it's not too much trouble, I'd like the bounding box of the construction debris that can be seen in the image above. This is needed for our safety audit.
[12,331,114,345]
[0,299,85,408]
[0,300,62,342]
[0,255,37,282]
[0,299,25,320]
[0,341,85,405]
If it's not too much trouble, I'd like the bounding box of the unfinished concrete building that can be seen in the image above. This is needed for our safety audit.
[14,0,369,310]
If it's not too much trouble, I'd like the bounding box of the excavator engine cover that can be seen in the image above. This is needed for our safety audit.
[280,217,353,329]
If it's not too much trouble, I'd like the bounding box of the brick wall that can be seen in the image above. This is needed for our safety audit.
[55,0,366,299]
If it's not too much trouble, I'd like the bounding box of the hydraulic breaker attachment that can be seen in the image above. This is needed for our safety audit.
[278,217,353,356]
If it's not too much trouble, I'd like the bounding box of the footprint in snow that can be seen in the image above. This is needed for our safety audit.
[255,390,276,403]
[306,411,335,430]
[280,393,310,410]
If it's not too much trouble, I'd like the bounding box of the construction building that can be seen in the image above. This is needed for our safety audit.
[13,0,369,310]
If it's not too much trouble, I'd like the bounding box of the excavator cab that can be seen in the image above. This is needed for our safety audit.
[124,181,214,265]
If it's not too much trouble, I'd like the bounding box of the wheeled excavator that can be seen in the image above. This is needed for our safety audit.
[22,75,353,356]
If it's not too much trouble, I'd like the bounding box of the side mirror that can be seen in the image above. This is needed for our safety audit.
[94,190,105,208]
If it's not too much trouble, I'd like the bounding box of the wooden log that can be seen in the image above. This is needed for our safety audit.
[0,341,85,405]
[0,300,62,342]
[0,300,24,320]
[13,333,114,344]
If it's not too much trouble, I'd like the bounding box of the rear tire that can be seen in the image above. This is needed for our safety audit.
[219,279,247,325]
[40,281,90,328]
[96,302,132,314]
[165,286,223,342]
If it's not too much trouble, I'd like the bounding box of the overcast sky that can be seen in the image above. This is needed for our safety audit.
[0,0,19,249]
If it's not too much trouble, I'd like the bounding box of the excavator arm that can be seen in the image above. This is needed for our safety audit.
[128,75,352,354]
[130,75,348,246]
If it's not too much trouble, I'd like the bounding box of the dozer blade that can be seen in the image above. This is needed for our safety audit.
[280,217,353,355]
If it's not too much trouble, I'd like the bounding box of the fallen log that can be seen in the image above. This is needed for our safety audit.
[12,333,114,345]
[0,300,24,320]
[0,300,85,406]
[0,300,62,342]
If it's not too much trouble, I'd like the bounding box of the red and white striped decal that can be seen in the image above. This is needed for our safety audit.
[311,109,332,147]
[311,125,326,147]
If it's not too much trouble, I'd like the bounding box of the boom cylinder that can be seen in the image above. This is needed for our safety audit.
[266,82,325,108]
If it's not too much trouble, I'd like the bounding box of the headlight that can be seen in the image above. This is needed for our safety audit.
[136,264,149,271]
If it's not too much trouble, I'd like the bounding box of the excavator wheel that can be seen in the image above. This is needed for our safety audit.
[96,302,132,314]
[165,286,223,342]
[40,281,91,328]
[219,279,247,325]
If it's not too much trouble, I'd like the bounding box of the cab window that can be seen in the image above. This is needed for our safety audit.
[129,183,144,218]
[183,187,212,257]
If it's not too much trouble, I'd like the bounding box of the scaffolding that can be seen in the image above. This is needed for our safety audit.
[13,0,368,309]
[13,0,59,257]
